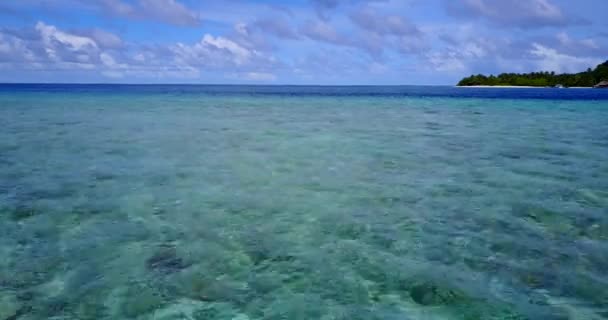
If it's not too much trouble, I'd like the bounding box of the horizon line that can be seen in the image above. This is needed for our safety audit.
[0,82,454,87]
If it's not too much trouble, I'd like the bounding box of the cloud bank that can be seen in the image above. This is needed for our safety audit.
[0,0,606,84]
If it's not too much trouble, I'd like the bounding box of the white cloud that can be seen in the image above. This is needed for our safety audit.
[101,70,124,78]
[99,52,116,66]
[36,21,97,51]
[96,0,200,26]
[88,29,123,49]
[350,8,420,36]
[368,61,388,74]
[461,42,486,58]
[133,53,146,62]
[240,72,277,81]
[422,33,494,73]
[556,32,599,50]
[0,32,35,62]
[202,34,252,65]
[426,51,466,72]
[99,52,128,70]
[300,19,387,57]
[253,17,300,40]
[301,20,343,44]
[234,23,250,37]
[166,29,282,77]
[138,0,200,26]
[530,43,601,73]
[445,0,580,28]
[0,22,131,76]
[580,39,599,50]
[19,19,282,81]
[299,8,428,59]
[396,35,429,54]
[99,0,133,16]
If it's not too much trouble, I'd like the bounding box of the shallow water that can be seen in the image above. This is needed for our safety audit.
[1,85,607,320]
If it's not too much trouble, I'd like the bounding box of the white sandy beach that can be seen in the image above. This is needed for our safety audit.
[455,85,538,89]
[456,85,539,88]
[456,85,593,88]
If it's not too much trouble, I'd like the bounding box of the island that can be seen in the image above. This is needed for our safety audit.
[457,60,608,88]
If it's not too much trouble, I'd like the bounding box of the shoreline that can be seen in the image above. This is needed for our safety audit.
[457,85,537,88]
[456,85,593,89]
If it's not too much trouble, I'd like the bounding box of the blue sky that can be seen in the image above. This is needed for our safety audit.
[0,0,606,84]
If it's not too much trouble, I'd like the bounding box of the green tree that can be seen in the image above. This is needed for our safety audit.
[457,60,608,87]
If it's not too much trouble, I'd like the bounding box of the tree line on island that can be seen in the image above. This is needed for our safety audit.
[457,60,608,87]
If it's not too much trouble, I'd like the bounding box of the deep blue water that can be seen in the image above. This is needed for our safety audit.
[3,83,608,100]
[0,85,607,320]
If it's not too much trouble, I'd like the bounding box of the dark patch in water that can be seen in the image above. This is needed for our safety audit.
[92,172,116,181]
[425,121,442,131]
[6,205,41,221]
[41,297,70,317]
[146,245,190,274]
[408,281,466,306]
[5,305,33,320]
[16,291,35,302]
[498,150,523,160]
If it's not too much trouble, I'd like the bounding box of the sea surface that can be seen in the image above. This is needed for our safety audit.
[1,84,607,320]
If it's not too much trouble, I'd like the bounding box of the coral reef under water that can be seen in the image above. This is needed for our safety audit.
[1,92,607,319]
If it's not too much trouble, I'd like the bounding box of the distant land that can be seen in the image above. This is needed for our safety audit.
[457,60,608,88]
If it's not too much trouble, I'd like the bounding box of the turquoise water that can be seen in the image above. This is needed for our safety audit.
[1,86,607,319]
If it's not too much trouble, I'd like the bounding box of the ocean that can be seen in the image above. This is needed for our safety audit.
[1,84,607,320]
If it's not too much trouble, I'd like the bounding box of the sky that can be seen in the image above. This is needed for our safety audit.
[0,0,607,85]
